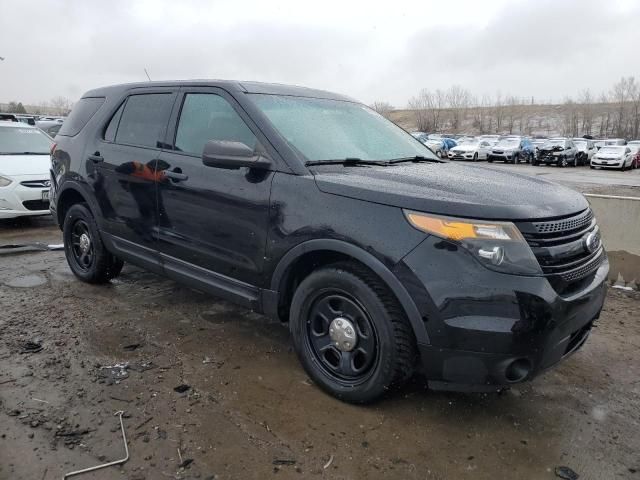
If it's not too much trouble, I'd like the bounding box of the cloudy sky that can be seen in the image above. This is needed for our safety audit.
[1,0,638,107]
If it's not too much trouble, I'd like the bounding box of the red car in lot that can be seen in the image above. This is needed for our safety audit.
[629,145,640,169]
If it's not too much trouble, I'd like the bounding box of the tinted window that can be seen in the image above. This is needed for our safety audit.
[104,102,125,142]
[175,94,257,155]
[58,97,105,136]
[115,94,173,148]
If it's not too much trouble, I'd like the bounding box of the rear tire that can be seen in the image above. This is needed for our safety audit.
[63,203,124,283]
[289,262,416,404]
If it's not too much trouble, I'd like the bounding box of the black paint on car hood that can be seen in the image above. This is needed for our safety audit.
[312,162,588,220]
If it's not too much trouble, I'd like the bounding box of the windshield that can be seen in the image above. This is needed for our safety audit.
[457,139,477,145]
[599,146,624,154]
[495,138,519,147]
[574,141,586,147]
[0,126,53,154]
[250,95,437,162]
[542,139,565,148]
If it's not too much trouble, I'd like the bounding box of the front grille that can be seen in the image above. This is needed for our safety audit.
[20,180,50,188]
[532,209,593,234]
[22,200,50,211]
[517,209,604,294]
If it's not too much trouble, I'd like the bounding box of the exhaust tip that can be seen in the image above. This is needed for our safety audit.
[505,358,532,383]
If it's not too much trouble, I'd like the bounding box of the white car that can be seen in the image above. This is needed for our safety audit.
[448,139,492,161]
[590,145,634,170]
[572,138,597,165]
[0,122,53,218]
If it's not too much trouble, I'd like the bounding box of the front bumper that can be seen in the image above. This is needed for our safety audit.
[394,236,609,391]
[538,154,562,164]
[448,151,476,160]
[0,175,51,219]
[488,152,514,161]
[591,159,623,168]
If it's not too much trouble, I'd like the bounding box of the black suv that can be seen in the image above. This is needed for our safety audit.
[534,138,578,167]
[50,81,608,403]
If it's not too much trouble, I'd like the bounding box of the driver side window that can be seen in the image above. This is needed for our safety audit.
[175,93,258,156]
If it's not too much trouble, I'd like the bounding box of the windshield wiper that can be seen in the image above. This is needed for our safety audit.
[388,155,443,164]
[305,158,386,166]
[0,151,50,155]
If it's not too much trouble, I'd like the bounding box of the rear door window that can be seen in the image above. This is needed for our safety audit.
[115,93,174,148]
[174,93,257,156]
[57,97,105,136]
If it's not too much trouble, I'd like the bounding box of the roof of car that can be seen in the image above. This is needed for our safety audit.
[0,120,37,128]
[82,80,357,103]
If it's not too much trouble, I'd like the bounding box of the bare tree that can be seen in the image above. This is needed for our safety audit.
[493,92,505,133]
[407,89,447,132]
[371,101,394,119]
[446,85,471,132]
[562,96,579,137]
[407,90,432,132]
[578,89,594,136]
[504,95,520,134]
[50,96,72,116]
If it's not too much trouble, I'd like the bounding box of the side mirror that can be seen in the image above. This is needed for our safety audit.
[202,140,271,170]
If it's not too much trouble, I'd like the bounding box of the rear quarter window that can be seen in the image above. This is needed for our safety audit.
[57,97,105,136]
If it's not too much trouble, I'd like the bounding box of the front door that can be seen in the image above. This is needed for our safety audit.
[156,88,274,301]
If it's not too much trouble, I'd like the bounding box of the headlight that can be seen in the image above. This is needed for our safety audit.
[404,210,542,275]
[0,175,13,187]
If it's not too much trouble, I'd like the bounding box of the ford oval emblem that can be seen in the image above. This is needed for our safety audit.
[584,232,599,253]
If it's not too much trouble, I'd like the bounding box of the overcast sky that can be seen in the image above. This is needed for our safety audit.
[1,0,638,107]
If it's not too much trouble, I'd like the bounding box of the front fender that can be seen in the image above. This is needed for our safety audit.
[268,239,430,345]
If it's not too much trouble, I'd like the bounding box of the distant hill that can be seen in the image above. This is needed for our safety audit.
[388,102,639,140]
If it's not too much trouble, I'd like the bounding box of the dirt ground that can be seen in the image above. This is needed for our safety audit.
[1,216,639,480]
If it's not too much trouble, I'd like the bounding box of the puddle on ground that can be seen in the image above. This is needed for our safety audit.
[4,274,48,288]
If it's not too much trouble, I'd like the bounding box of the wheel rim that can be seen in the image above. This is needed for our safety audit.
[70,219,94,272]
[305,292,378,383]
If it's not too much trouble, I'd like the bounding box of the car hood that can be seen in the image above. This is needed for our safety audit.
[0,154,51,176]
[452,145,478,152]
[312,162,588,220]
[596,154,623,159]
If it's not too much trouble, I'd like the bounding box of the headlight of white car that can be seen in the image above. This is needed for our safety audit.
[0,175,13,187]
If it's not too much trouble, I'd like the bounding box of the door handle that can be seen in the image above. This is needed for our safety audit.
[164,169,188,182]
[88,154,104,163]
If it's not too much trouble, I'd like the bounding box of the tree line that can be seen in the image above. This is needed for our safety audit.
[372,76,640,139]
[0,96,73,116]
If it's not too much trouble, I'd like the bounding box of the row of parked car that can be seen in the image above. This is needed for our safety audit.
[411,132,640,171]
[0,112,65,137]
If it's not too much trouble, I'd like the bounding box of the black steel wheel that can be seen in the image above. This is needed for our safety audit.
[70,219,94,272]
[306,293,378,382]
[290,262,416,403]
[63,203,124,283]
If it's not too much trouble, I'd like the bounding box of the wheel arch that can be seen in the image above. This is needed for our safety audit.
[268,239,430,345]
[55,182,100,229]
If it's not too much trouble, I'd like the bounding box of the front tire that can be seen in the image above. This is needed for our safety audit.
[289,262,416,404]
[559,156,568,168]
[473,153,478,162]
[63,203,124,283]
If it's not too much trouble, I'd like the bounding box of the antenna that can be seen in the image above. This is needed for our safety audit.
[144,68,152,81]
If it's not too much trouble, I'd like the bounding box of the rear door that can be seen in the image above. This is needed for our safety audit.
[155,87,275,303]
[90,88,176,268]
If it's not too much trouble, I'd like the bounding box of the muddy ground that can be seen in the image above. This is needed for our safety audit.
[1,216,639,480]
